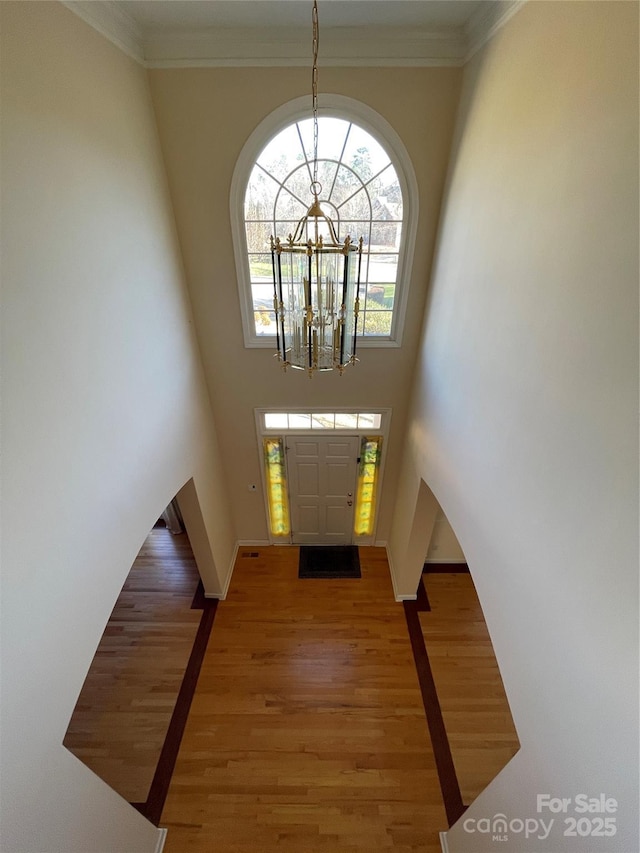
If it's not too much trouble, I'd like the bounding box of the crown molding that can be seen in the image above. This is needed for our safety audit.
[62,1,144,64]
[465,0,527,62]
[62,1,526,69]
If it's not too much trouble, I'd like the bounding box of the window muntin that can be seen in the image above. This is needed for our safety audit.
[262,412,382,431]
[244,117,403,341]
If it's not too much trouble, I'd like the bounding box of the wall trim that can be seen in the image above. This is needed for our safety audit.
[62,1,526,69]
[62,1,144,64]
[204,542,238,600]
[155,828,168,853]
[424,558,469,565]
[465,0,527,61]
[386,545,417,602]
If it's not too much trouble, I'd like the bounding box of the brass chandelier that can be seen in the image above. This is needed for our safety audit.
[270,0,364,376]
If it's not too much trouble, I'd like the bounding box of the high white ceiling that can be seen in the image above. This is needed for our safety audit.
[64,0,522,66]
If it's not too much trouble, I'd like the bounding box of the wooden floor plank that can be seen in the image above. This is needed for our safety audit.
[63,527,201,803]
[64,539,520,847]
[160,547,447,853]
[420,573,520,805]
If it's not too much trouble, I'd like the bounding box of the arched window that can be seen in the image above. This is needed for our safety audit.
[231,96,418,348]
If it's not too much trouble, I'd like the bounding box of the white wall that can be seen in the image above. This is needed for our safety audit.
[426,508,466,563]
[390,2,638,850]
[0,3,235,851]
[148,65,462,545]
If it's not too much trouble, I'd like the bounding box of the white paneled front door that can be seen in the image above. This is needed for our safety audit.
[287,435,359,545]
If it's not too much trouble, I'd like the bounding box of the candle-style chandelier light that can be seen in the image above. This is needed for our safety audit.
[270,0,364,376]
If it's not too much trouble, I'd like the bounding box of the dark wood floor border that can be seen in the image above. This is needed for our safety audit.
[131,581,218,826]
[423,562,469,574]
[403,595,466,828]
[190,576,208,609]
[415,575,431,612]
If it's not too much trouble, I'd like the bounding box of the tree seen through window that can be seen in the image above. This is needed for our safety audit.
[244,117,403,338]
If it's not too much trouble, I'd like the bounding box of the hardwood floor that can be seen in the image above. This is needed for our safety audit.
[63,541,519,849]
[419,572,520,805]
[160,547,448,853]
[63,527,201,803]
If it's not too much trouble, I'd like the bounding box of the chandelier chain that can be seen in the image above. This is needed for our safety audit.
[311,0,319,190]
[269,0,362,376]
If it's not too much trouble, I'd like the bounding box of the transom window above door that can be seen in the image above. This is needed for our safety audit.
[231,98,418,350]
[262,411,382,431]
[255,408,390,543]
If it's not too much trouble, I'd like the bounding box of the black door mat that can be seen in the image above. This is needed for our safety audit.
[298,546,361,579]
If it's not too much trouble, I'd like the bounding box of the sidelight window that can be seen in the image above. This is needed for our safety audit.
[263,438,290,537]
[354,437,383,536]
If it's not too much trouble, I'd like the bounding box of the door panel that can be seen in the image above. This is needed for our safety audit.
[298,503,320,537]
[288,435,359,545]
[325,504,351,543]
[297,463,319,496]
[296,441,319,456]
[326,463,350,495]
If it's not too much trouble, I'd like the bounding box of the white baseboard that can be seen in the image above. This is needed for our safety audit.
[155,827,167,853]
[385,545,417,602]
[238,539,271,546]
[424,558,467,564]
[385,546,418,602]
[385,544,398,599]
[439,830,449,853]
[204,542,238,600]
